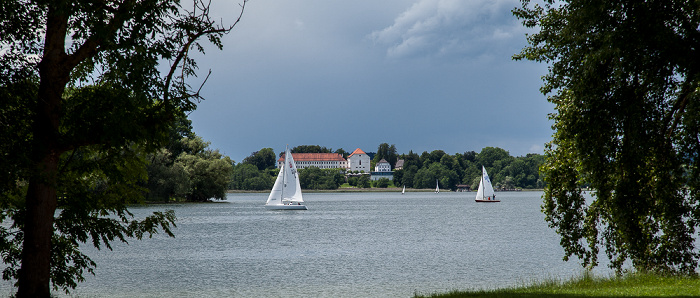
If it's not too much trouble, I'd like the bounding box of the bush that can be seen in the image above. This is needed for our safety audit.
[374,178,390,188]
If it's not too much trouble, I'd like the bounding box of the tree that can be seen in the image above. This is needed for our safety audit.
[230,163,273,190]
[347,176,359,187]
[357,175,371,188]
[476,147,511,169]
[392,169,404,187]
[374,178,391,188]
[175,137,234,202]
[242,148,277,171]
[0,0,246,295]
[514,0,700,274]
[146,148,190,202]
[413,162,458,190]
[335,148,349,159]
[374,143,398,169]
[291,145,333,154]
[298,167,343,190]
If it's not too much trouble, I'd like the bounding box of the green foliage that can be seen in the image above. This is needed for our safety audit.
[392,169,404,186]
[146,149,190,202]
[0,0,246,294]
[357,175,371,188]
[242,148,277,170]
[146,134,234,202]
[0,144,179,294]
[413,163,458,190]
[514,0,700,274]
[373,178,391,188]
[347,176,359,187]
[334,148,350,159]
[374,143,398,169]
[396,148,541,191]
[291,145,333,154]
[175,139,234,202]
[299,167,344,190]
[230,164,276,191]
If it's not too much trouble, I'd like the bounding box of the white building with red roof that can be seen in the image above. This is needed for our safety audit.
[276,153,347,170]
[347,148,371,173]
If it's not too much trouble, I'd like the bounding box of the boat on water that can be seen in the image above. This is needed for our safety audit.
[435,179,440,193]
[402,185,405,194]
[475,166,499,202]
[265,146,308,210]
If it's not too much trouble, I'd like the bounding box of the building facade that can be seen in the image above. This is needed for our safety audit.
[370,158,393,181]
[347,148,371,173]
[374,159,391,172]
[277,153,347,169]
[394,159,404,170]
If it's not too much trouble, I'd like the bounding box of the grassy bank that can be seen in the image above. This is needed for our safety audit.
[414,273,700,297]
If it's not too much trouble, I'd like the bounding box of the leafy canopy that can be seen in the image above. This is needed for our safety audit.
[514,0,700,274]
[0,0,246,295]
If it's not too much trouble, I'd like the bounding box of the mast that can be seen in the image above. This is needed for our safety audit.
[281,145,288,202]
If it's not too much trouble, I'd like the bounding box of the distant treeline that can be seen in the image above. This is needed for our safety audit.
[394,147,544,191]
[229,144,544,191]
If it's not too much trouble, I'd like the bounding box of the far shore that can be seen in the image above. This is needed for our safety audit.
[145,188,542,204]
[227,188,543,194]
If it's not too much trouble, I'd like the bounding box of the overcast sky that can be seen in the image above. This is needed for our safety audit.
[187,0,553,162]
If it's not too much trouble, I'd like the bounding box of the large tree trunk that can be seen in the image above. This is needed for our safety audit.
[17,73,64,298]
[17,165,58,298]
[16,5,69,296]
[17,77,64,297]
[17,87,62,297]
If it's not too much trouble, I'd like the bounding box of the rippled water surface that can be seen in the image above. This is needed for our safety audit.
[13,191,609,297]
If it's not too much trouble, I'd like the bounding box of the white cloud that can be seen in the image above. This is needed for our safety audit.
[369,0,524,60]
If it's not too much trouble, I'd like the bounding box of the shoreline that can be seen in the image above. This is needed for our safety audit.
[145,188,544,203]
[226,188,544,194]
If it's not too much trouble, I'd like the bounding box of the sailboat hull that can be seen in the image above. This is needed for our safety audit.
[475,199,500,203]
[265,204,308,210]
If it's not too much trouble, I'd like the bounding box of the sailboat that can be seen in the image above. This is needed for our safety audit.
[475,166,499,202]
[265,146,307,210]
[402,185,405,194]
[435,179,440,193]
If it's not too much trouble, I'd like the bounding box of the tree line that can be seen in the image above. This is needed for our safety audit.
[230,144,544,191]
[394,146,544,191]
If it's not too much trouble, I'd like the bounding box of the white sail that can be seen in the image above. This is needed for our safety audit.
[283,148,304,203]
[435,179,440,193]
[402,185,405,194]
[266,168,284,205]
[266,146,305,208]
[475,166,495,200]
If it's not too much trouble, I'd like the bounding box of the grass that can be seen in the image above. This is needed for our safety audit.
[414,272,700,297]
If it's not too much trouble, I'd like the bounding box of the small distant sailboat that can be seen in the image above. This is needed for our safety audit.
[435,179,440,193]
[475,166,499,202]
[265,146,307,210]
[402,185,405,194]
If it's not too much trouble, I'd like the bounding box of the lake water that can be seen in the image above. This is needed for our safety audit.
[7,191,611,297]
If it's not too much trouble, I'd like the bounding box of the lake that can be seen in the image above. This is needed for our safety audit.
[5,191,610,297]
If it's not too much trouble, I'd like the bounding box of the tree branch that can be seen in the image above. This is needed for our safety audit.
[65,0,137,70]
[163,0,247,104]
[664,75,698,138]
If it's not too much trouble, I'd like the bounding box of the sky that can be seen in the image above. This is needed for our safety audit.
[187,0,553,163]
